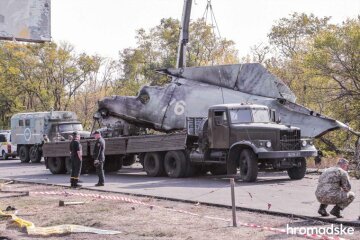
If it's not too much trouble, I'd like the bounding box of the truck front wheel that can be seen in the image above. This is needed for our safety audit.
[287,157,306,180]
[239,149,258,182]
[164,151,186,178]
[19,146,30,163]
[144,152,165,177]
[48,157,66,174]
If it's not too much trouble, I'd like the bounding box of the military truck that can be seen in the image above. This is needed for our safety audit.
[11,111,90,163]
[42,104,317,182]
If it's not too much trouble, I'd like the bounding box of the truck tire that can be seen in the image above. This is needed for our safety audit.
[104,157,122,172]
[48,157,66,174]
[19,146,30,163]
[65,157,72,174]
[239,149,258,182]
[144,152,165,177]
[287,157,307,180]
[209,164,227,175]
[123,155,136,166]
[2,151,8,160]
[29,146,42,163]
[164,151,186,178]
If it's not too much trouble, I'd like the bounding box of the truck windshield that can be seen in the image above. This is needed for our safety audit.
[59,124,83,132]
[230,108,270,123]
[230,109,252,123]
[252,108,270,122]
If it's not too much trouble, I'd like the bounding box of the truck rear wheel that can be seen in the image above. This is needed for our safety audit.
[144,152,165,177]
[123,155,136,166]
[164,151,186,178]
[287,157,306,180]
[104,156,122,172]
[48,157,66,174]
[19,146,30,163]
[29,146,42,163]
[239,149,258,182]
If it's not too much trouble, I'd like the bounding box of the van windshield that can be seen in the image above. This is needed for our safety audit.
[58,123,83,132]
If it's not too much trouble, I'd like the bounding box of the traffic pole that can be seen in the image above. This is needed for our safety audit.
[230,178,237,227]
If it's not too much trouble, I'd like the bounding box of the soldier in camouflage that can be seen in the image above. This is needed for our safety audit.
[315,158,355,218]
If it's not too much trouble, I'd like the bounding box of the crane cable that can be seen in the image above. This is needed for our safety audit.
[202,0,221,38]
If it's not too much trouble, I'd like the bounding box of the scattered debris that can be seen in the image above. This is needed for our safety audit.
[0,210,121,236]
[5,206,16,211]
[59,200,85,207]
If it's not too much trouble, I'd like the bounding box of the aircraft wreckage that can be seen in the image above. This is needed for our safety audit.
[96,0,355,139]
[97,63,349,138]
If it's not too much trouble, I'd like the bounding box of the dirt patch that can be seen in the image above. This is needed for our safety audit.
[0,182,359,240]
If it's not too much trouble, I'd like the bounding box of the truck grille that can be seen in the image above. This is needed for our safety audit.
[279,130,301,150]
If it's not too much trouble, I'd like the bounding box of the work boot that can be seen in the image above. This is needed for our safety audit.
[330,205,343,218]
[70,178,75,188]
[318,204,329,217]
[95,182,104,187]
[73,179,82,188]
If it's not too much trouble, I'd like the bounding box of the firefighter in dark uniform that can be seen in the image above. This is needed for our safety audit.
[93,130,105,186]
[70,132,82,188]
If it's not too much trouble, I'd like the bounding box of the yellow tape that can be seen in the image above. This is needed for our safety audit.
[0,210,121,236]
[0,210,34,228]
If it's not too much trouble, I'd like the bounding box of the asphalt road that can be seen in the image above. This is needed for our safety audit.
[1,159,360,224]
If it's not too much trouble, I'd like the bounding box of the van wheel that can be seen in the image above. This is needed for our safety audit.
[287,157,306,180]
[48,157,66,174]
[19,146,30,163]
[238,149,258,182]
[164,151,186,178]
[29,146,42,163]
[2,151,8,160]
[144,152,165,177]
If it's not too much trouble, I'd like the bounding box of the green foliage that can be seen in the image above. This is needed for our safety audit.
[263,13,360,156]
[117,17,238,87]
[0,42,104,128]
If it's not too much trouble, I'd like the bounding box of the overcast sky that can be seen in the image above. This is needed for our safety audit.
[51,0,359,60]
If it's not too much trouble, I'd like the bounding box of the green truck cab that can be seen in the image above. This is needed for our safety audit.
[191,104,317,181]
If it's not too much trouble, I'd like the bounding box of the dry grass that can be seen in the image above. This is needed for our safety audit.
[0,182,359,240]
[307,157,339,169]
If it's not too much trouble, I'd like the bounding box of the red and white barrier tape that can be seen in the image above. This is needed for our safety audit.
[30,191,349,240]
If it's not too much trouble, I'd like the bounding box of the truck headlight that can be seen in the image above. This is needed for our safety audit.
[266,141,272,148]
[301,140,307,147]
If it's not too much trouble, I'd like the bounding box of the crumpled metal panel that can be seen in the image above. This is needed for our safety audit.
[98,75,347,138]
[161,63,296,102]
[0,0,51,42]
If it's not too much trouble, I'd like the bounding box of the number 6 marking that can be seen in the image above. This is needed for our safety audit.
[174,101,186,115]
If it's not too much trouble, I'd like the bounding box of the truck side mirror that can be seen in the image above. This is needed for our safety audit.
[276,116,281,124]
[270,109,276,122]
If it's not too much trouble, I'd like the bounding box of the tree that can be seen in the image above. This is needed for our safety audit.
[0,41,105,128]
[304,18,360,129]
[116,17,239,89]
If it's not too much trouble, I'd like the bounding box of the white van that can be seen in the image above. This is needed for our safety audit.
[0,130,17,159]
